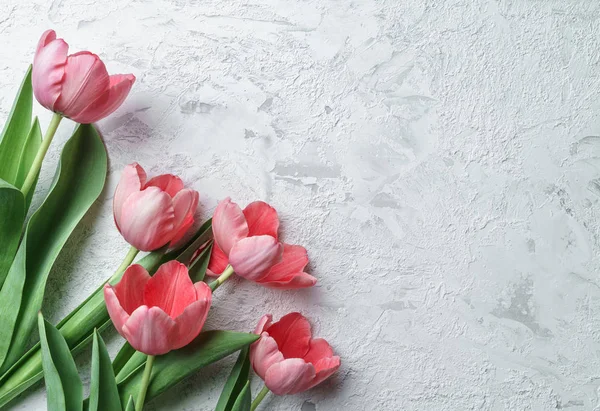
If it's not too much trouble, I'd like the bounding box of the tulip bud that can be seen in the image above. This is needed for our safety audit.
[104,261,212,355]
[113,163,199,251]
[250,313,340,395]
[33,29,135,124]
[207,198,316,288]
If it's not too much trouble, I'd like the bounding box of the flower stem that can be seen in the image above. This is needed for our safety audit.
[250,385,270,411]
[21,112,62,197]
[209,265,235,291]
[135,355,155,411]
[111,246,140,282]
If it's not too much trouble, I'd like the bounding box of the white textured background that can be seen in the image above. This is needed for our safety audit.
[1,0,600,410]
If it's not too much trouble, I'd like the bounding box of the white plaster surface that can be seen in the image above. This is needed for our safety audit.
[1,0,600,410]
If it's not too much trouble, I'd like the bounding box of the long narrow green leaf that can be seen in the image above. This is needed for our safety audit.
[0,242,26,365]
[0,124,107,374]
[15,117,42,209]
[0,315,114,409]
[0,180,24,289]
[215,346,251,411]
[0,220,213,408]
[89,330,121,411]
[124,395,135,411]
[38,314,82,411]
[169,218,213,265]
[189,242,212,283]
[112,342,135,376]
[0,66,33,185]
[116,331,258,406]
[231,381,251,411]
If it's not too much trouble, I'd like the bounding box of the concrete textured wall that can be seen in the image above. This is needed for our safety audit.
[1,0,600,410]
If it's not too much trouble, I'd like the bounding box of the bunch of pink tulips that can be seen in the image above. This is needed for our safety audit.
[0,30,340,411]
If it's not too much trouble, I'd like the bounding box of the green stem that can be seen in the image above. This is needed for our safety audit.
[209,265,235,291]
[110,246,140,282]
[135,355,155,411]
[250,385,270,411]
[21,112,62,197]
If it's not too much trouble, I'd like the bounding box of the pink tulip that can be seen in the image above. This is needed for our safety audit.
[104,261,212,355]
[32,29,135,124]
[113,163,199,251]
[207,198,316,288]
[250,313,340,395]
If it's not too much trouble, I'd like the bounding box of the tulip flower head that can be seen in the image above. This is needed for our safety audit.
[33,29,135,123]
[250,313,340,395]
[113,163,199,251]
[104,261,212,356]
[208,198,317,289]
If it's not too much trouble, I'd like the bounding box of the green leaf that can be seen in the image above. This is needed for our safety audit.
[0,180,24,289]
[124,395,135,411]
[0,66,33,185]
[112,342,135,376]
[0,220,213,408]
[231,381,251,411]
[169,217,213,265]
[89,330,121,411]
[15,117,42,209]
[189,242,212,283]
[38,313,82,411]
[0,124,107,374]
[116,331,258,406]
[215,346,251,411]
[0,240,26,367]
[0,315,114,410]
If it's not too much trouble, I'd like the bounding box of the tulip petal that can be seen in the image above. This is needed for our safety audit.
[212,198,249,255]
[305,356,340,390]
[122,306,176,356]
[206,242,229,276]
[171,282,212,350]
[259,272,317,289]
[145,174,184,198]
[36,29,57,54]
[229,236,283,281]
[265,244,308,278]
[194,280,213,300]
[169,189,199,246]
[113,163,146,231]
[264,358,315,396]
[54,51,110,117]
[265,312,311,359]
[72,73,135,124]
[254,314,273,335]
[113,264,151,315]
[258,244,316,289]
[103,284,130,338]
[303,338,334,365]
[243,201,279,238]
[118,187,175,251]
[144,261,196,318]
[250,333,284,380]
[32,30,68,110]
